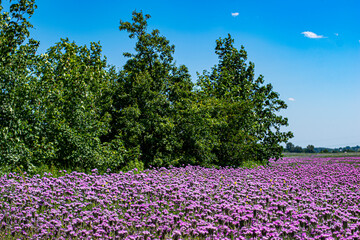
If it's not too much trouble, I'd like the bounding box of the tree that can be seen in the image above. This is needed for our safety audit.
[286,142,295,152]
[293,146,303,153]
[305,145,315,153]
[0,0,124,174]
[1,5,294,174]
[0,0,41,173]
[34,39,123,171]
[111,11,195,168]
[197,34,293,165]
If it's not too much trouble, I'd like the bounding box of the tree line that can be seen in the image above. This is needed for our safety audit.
[285,143,360,153]
[0,1,293,175]
[284,143,316,153]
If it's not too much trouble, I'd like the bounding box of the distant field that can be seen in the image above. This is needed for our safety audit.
[283,152,360,158]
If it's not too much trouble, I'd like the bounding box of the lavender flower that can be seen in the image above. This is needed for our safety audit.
[0,156,359,239]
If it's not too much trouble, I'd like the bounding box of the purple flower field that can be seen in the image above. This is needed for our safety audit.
[1,157,360,240]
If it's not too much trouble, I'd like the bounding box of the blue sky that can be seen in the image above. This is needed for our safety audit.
[5,0,360,148]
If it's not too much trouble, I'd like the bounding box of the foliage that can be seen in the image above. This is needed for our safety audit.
[305,144,315,153]
[285,143,316,153]
[197,34,293,166]
[112,11,196,168]
[0,0,40,173]
[1,2,292,175]
[285,142,305,153]
[0,1,125,174]
[33,38,123,172]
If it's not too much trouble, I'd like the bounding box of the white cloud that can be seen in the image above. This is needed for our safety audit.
[335,33,339,36]
[301,31,326,39]
[288,98,295,101]
[231,12,239,17]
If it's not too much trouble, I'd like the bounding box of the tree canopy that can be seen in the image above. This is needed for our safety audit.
[0,1,293,176]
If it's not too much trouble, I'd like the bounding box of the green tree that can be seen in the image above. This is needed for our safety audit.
[0,0,124,174]
[1,4,295,174]
[293,146,303,153]
[305,144,315,153]
[111,11,194,168]
[173,94,226,167]
[0,0,41,173]
[286,142,295,152]
[34,39,123,172]
[197,34,293,166]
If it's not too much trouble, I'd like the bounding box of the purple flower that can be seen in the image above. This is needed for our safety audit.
[1,156,360,239]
